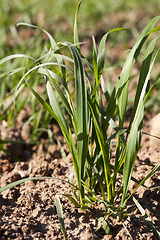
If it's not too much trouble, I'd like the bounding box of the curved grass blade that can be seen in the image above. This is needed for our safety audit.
[44,75,79,183]
[26,76,80,200]
[39,66,77,132]
[24,77,80,183]
[0,54,35,65]
[133,196,160,239]
[15,62,73,97]
[92,28,127,98]
[138,16,160,39]
[0,67,27,78]
[92,35,98,85]
[17,22,66,79]
[41,68,73,117]
[25,79,68,135]
[126,161,160,203]
[0,176,80,193]
[97,28,127,85]
[38,67,67,89]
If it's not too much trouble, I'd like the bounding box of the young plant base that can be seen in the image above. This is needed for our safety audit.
[0,2,160,238]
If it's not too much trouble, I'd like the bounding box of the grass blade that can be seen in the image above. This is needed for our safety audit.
[97,217,112,235]
[88,95,112,201]
[0,54,35,65]
[17,22,66,78]
[41,68,73,117]
[92,28,126,98]
[102,219,112,235]
[97,28,127,85]
[107,16,160,130]
[122,36,160,205]
[127,161,160,202]
[128,37,160,131]
[38,67,67,89]
[69,44,89,199]
[74,0,82,49]
[62,194,80,208]
[133,196,160,239]
[69,166,78,199]
[55,195,66,240]
[0,176,80,193]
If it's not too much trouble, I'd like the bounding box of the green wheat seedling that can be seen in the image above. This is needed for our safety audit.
[1,2,160,238]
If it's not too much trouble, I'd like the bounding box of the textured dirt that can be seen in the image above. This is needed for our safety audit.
[0,107,160,240]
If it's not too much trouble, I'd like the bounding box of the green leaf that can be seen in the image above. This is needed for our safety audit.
[122,36,160,205]
[97,28,127,84]
[0,54,35,65]
[92,28,126,98]
[74,0,82,49]
[92,36,98,85]
[83,195,92,204]
[88,95,112,201]
[96,217,112,235]
[41,67,73,117]
[108,16,160,131]
[129,37,160,131]
[101,76,110,102]
[16,62,70,95]
[133,196,160,239]
[126,161,160,202]
[17,22,66,78]
[100,108,126,146]
[46,76,69,132]
[143,77,160,105]
[138,16,160,40]
[55,195,66,240]
[0,176,79,193]
[94,225,101,232]
[68,44,89,192]
[102,219,112,235]
[38,67,67,89]
[62,194,80,208]
[69,166,78,199]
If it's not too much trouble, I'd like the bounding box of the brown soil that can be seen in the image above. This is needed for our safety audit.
[0,106,160,240]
